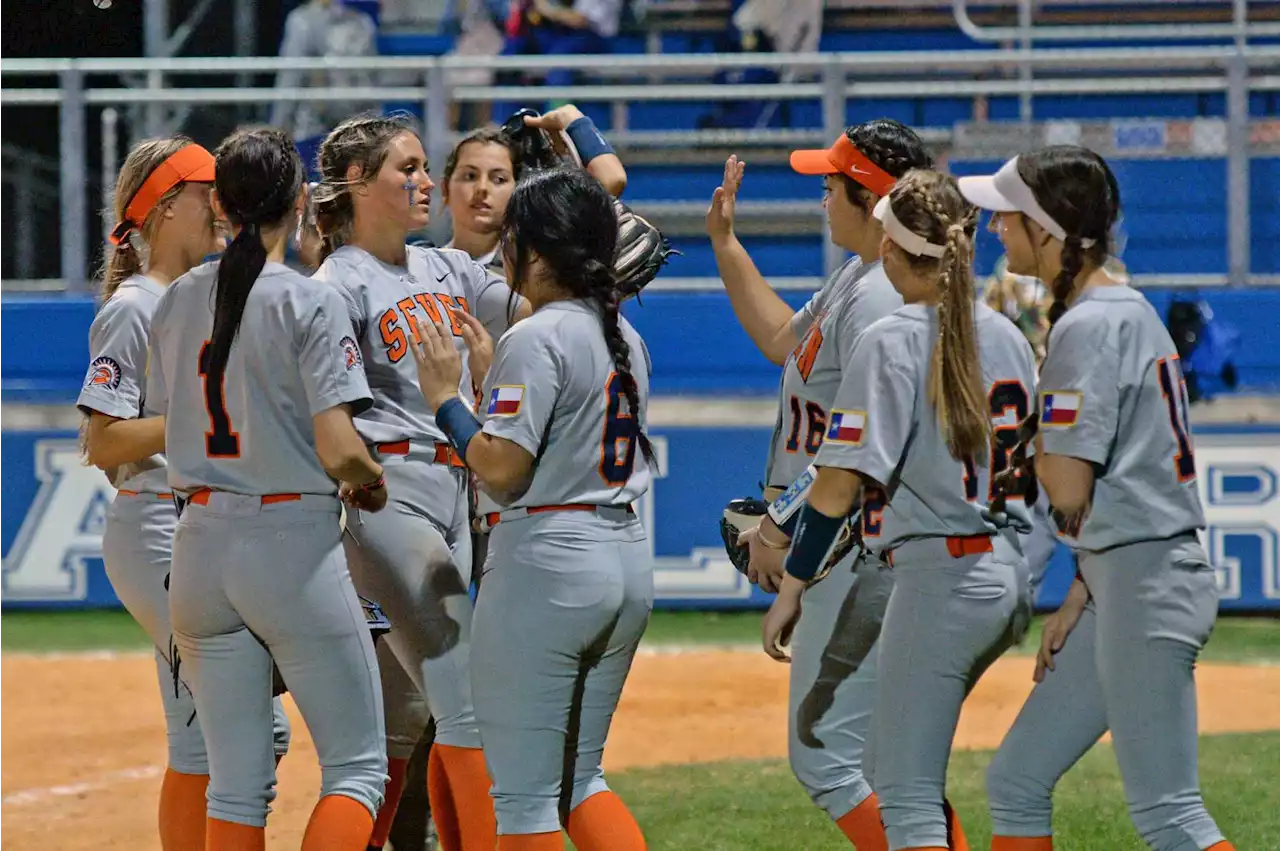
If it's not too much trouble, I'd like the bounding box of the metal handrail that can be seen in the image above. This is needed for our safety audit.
[2,44,1272,290]
[3,45,1279,76]
[952,0,1280,42]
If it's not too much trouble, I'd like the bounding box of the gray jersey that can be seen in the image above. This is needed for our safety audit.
[816,302,1038,551]
[145,260,373,495]
[442,240,518,342]
[76,274,169,492]
[766,258,904,488]
[1037,285,1205,550]
[314,244,514,444]
[480,299,653,508]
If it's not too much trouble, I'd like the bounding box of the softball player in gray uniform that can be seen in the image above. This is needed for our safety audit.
[78,136,289,851]
[708,120,945,847]
[412,167,653,851]
[766,170,1038,851]
[147,127,388,850]
[311,113,507,850]
[963,148,1234,851]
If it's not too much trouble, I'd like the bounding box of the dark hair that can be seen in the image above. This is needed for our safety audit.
[313,113,419,263]
[443,126,519,185]
[502,167,655,468]
[840,119,935,208]
[885,169,988,461]
[1015,145,1121,325]
[205,127,304,379]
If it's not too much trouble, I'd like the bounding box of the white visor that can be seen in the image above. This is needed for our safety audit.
[957,157,1096,248]
[872,195,947,259]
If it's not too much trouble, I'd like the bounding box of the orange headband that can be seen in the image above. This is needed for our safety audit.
[109,144,216,246]
[789,134,898,197]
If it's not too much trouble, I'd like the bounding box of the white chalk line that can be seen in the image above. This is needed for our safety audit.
[1,765,163,807]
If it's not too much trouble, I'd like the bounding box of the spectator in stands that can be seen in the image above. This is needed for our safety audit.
[495,0,624,116]
[441,0,510,130]
[271,0,378,140]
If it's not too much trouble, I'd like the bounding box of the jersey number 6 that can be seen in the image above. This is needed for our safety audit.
[600,372,639,486]
[198,341,241,458]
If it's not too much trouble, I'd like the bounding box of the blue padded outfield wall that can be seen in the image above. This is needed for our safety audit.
[5,152,1279,611]
[3,425,1278,613]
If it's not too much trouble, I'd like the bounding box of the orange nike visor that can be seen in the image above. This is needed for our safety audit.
[790,134,897,197]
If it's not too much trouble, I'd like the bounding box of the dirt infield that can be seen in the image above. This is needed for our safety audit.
[4,650,1278,850]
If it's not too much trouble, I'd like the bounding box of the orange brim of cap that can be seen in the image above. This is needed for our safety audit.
[110,144,216,245]
[789,134,898,197]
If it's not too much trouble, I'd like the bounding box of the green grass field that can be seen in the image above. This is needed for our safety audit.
[5,611,1278,848]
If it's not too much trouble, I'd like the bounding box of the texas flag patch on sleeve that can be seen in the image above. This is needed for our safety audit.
[826,409,866,445]
[1040,391,1082,428]
[487,385,525,417]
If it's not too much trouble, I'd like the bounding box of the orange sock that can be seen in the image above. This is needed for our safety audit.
[428,747,461,851]
[300,794,374,851]
[834,794,889,851]
[1205,844,1236,851]
[943,798,969,851]
[206,817,264,851]
[159,768,209,851]
[991,838,1053,851]
[497,832,562,851]
[564,790,646,851]
[432,744,497,851]
[367,757,410,849]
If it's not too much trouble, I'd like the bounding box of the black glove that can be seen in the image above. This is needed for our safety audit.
[720,497,769,576]
[612,196,677,299]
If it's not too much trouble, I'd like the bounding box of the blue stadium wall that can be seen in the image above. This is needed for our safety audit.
[5,153,1279,612]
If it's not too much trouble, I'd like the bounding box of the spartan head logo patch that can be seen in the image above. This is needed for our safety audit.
[340,336,362,371]
[85,356,122,390]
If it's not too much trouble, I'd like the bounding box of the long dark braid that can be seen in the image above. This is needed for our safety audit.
[503,167,656,468]
[596,274,655,465]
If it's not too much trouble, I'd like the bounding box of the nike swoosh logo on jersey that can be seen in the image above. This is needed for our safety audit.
[436,273,448,282]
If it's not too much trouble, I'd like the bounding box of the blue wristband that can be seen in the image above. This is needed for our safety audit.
[565,116,615,166]
[783,503,846,583]
[436,396,482,463]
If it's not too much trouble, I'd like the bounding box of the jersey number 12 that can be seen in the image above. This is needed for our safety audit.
[198,341,241,458]
[963,380,1030,501]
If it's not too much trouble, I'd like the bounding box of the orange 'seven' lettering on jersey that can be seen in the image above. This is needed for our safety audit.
[792,325,824,383]
[379,308,408,362]
[414,293,444,326]
[435,294,466,335]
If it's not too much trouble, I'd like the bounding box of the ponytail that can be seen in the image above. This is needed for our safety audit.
[206,223,268,377]
[205,127,305,377]
[101,238,143,303]
[928,219,990,460]
[591,258,656,468]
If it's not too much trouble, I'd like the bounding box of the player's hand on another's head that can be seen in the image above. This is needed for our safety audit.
[407,316,464,412]
[456,310,495,388]
[522,103,587,133]
[705,155,745,244]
